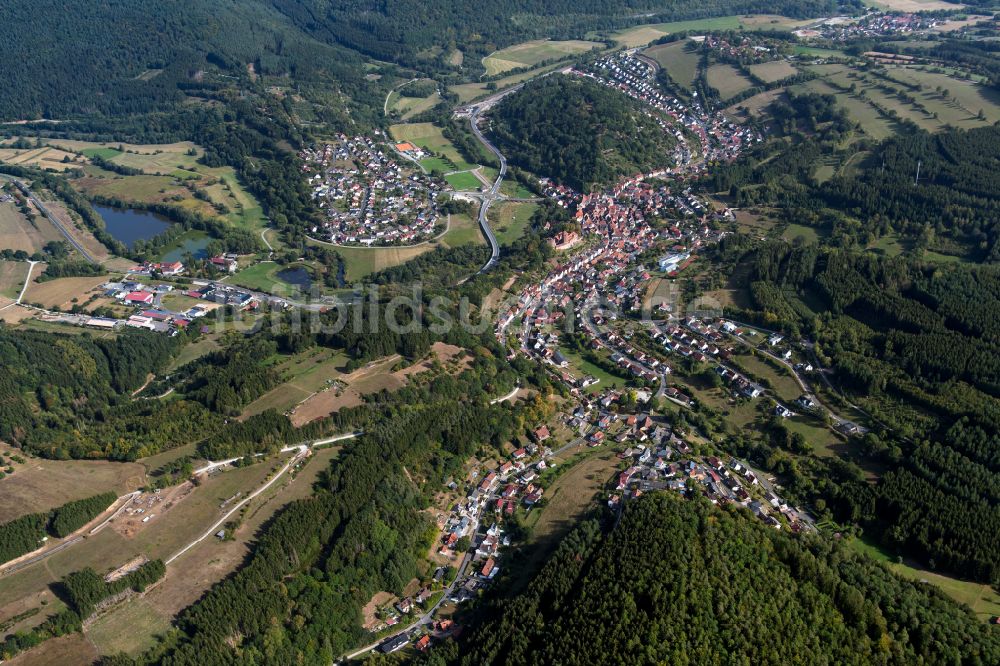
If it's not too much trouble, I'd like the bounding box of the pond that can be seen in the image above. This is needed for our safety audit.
[93,205,172,249]
[276,266,313,290]
[162,234,212,263]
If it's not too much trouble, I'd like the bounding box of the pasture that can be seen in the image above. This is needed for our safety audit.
[610,15,810,47]
[449,62,566,103]
[847,537,1000,622]
[706,64,755,100]
[644,41,700,87]
[21,274,108,310]
[748,60,798,83]
[0,448,145,524]
[330,212,481,282]
[390,122,476,172]
[492,201,537,245]
[0,199,64,254]
[0,260,29,300]
[483,39,601,76]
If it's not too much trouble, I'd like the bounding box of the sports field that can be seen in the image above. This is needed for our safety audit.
[389,123,476,172]
[444,170,482,191]
[483,39,601,76]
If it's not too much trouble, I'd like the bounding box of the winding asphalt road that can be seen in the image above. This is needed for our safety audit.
[468,108,503,273]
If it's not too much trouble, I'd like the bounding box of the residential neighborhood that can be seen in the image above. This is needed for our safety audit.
[301,132,448,246]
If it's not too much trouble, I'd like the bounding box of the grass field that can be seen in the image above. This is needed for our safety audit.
[444,171,482,191]
[794,78,896,139]
[644,41,700,87]
[782,223,822,245]
[798,63,1000,137]
[0,199,64,254]
[329,212,481,282]
[559,348,629,392]
[0,260,29,300]
[242,348,349,418]
[21,274,108,310]
[449,62,566,103]
[511,449,618,592]
[492,201,537,245]
[749,60,798,83]
[0,449,145,524]
[388,80,443,121]
[726,88,786,120]
[389,123,476,172]
[706,63,755,100]
[847,537,1000,621]
[85,598,169,657]
[610,15,811,47]
[13,139,268,235]
[227,261,317,296]
[483,39,601,76]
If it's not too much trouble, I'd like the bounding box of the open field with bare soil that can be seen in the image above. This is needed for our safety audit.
[0,447,145,524]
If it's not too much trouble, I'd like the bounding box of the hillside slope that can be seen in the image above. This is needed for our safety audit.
[489,75,678,191]
[453,494,1000,665]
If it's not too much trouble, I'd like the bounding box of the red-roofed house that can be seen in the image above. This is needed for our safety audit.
[124,291,154,305]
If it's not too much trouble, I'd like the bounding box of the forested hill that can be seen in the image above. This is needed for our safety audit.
[269,0,842,66]
[0,0,370,120]
[489,76,678,191]
[444,494,1000,666]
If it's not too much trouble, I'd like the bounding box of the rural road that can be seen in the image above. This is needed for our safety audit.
[5,177,98,264]
[194,431,362,475]
[168,431,362,565]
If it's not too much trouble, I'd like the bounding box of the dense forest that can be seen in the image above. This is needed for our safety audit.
[271,0,842,68]
[489,76,678,191]
[0,328,187,459]
[714,122,1000,262]
[445,494,1000,665]
[733,244,1000,584]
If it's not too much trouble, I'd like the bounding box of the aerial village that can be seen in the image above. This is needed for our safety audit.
[301,132,447,246]
[795,11,945,41]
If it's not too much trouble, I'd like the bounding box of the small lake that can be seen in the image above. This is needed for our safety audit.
[276,266,313,290]
[93,205,172,249]
[162,235,211,263]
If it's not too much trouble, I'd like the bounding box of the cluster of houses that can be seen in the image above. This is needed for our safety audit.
[612,446,813,533]
[795,11,942,41]
[300,132,445,246]
[703,34,789,64]
[583,50,762,164]
[128,261,184,277]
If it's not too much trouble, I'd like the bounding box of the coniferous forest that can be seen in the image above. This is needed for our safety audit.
[445,495,1000,665]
